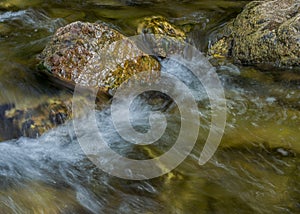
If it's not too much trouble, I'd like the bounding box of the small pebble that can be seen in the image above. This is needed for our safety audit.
[276,148,289,156]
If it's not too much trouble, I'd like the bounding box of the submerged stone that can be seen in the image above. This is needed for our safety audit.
[0,96,72,139]
[209,0,300,67]
[0,91,110,140]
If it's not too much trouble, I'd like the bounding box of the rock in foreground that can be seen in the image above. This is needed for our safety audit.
[5,21,161,140]
[39,21,160,95]
[0,97,72,139]
[209,0,300,67]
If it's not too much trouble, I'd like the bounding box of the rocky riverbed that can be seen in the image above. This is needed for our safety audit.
[0,0,299,213]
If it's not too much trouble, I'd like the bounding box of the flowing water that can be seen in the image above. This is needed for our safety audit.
[0,0,299,213]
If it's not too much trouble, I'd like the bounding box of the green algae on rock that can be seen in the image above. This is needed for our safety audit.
[39,21,160,95]
[209,0,300,67]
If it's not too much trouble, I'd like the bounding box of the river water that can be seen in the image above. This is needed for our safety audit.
[0,0,299,213]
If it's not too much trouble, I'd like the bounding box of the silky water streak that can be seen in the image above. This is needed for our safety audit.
[72,34,227,180]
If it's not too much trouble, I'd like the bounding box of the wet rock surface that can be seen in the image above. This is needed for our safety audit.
[137,16,186,57]
[0,21,163,140]
[0,96,73,139]
[137,16,186,40]
[39,21,161,95]
[0,91,111,140]
[209,0,300,67]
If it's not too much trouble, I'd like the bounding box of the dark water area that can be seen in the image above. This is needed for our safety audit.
[0,0,299,213]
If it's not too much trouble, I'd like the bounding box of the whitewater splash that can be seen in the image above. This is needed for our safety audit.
[72,34,226,180]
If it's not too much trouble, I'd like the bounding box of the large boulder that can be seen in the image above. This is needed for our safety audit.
[209,0,300,67]
[39,21,160,95]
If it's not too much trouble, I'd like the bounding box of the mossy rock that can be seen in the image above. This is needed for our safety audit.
[209,0,300,67]
[0,96,72,139]
[137,16,186,40]
[18,21,162,140]
[39,21,161,95]
[137,16,186,57]
[0,92,109,140]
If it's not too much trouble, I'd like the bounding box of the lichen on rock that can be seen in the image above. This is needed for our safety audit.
[39,21,161,95]
[209,0,300,67]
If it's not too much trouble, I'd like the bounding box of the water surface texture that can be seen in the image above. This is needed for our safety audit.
[0,0,299,213]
